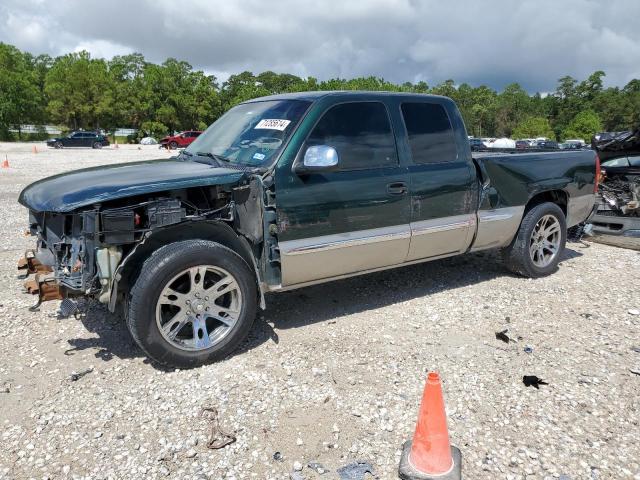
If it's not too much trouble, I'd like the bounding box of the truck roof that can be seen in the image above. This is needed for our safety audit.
[243,90,448,103]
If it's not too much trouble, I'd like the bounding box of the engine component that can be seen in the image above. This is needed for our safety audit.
[147,199,185,228]
[96,246,123,303]
[599,176,640,216]
[102,210,135,244]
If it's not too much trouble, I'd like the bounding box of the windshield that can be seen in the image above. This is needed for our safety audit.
[602,156,640,167]
[185,99,311,166]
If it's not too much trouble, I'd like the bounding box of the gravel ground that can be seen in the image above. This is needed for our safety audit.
[0,142,639,480]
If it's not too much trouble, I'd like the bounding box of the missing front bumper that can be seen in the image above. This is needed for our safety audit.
[18,252,64,311]
[17,250,53,278]
[22,275,65,311]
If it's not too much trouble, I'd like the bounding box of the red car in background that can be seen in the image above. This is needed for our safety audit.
[159,130,202,149]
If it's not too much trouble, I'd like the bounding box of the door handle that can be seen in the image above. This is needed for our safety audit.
[387,182,408,195]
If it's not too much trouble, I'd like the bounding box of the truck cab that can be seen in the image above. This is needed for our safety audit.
[273,92,478,285]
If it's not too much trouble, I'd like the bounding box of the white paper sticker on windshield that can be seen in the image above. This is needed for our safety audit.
[254,119,291,131]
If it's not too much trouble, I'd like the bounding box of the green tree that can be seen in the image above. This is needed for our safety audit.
[45,51,112,130]
[0,43,42,139]
[562,110,602,141]
[512,116,555,139]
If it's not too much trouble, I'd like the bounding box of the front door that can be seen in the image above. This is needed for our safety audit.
[276,101,411,286]
[399,101,478,261]
[67,132,83,147]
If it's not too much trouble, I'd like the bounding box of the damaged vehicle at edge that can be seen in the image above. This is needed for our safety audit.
[589,129,640,238]
[18,92,598,368]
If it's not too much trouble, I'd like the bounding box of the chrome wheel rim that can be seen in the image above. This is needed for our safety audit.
[155,265,242,351]
[529,214,561,268]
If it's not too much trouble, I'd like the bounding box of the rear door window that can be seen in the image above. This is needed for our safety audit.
[401,103,457,164]
[307,102,397,170]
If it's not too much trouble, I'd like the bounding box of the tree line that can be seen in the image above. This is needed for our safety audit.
[1,42,639,142]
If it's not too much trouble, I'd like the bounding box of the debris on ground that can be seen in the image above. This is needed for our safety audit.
[273,452,284,462]
[495,328,520,344]
[631,346,640,353]
[628,309,640,316]
[524,345,533,354]
[1,382,9,393]
[630,368,640,376]
[69,367,93,382]
[336,461,376,480]
[289,472,304,480]
[292,461,303,471]
[523,376,549,389]
[201,406,236,449]
[308,461,329,474]
[57,298,79,318]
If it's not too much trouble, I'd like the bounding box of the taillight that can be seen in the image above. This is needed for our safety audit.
[594,154,601,193]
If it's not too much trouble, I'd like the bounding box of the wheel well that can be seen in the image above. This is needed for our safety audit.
[525,190,567,216]
[117,221,258,299]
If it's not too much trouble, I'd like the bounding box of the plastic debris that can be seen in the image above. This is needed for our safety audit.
[524,345,533,354]
[58,298,79,318]
[69,367,93,382]
[628,309,640,316]
[523,375,548,389]
[495,328,519,344]
[273,452,283,462]
[337,461,375,480]
[308,461,329,474]
[290,472,304,480]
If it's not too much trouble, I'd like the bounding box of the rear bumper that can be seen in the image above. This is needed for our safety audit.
[590,211,640,238]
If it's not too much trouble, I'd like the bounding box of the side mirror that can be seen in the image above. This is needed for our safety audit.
[295,145,339,174]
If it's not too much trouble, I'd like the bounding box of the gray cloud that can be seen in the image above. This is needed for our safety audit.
[1,0,639,92]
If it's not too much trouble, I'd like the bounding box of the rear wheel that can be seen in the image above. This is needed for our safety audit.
[127,240,257,368]
[169,141,178,149]
[54,141,63,149]
[92,141,102,149]
[502,202,566,278]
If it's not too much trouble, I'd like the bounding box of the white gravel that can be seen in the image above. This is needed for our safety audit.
[1,142,639,480]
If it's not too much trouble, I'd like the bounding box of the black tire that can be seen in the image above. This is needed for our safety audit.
[127,240,257,368]
[54,141,63,149]
[169,141,178,150]
[92,142,102,149]
[502,202,566,278]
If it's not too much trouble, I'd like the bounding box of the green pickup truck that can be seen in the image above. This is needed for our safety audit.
[18,91,598,367]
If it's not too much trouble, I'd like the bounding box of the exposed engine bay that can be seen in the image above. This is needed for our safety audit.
[599,171,640,216]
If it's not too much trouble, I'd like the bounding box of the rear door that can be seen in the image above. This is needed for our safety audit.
[399,100,478,261]
[66,132,83,147]
[82,132,96,147]
[277,100,411,286]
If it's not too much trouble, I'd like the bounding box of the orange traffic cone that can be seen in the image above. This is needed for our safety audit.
[398,372,461,479]
[2,155,9,168]
[32,145,38,154]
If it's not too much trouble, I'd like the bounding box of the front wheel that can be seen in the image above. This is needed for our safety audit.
[169,141,178,149]
[92,142,103,149]
[127,240,257,368]
[54,141,63,149]
[502,202,566,278]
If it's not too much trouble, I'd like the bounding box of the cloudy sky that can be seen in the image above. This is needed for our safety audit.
[1,0,639,92]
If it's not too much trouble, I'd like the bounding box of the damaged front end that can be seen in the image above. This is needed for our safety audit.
[590,129,640,238]
[18,185,249,311]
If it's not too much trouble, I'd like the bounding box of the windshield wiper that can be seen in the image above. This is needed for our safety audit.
[194,151,231,166]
